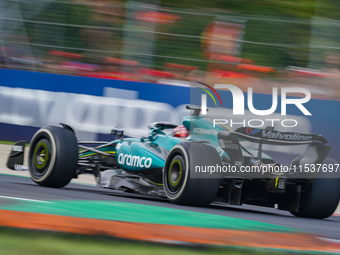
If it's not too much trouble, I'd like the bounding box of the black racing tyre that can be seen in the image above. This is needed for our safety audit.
[29,126,78,188]
[163,142,221,206]
[290,156,340,219]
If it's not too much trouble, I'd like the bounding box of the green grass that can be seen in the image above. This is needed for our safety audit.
[0,140,16,145]
[0,140,83,152]
[0,227,290,255]
[0,140,29,146]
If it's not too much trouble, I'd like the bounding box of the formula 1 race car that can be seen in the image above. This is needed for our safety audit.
[7,106,340,219]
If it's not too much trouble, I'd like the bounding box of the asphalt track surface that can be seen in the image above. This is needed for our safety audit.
[1,174,339,240]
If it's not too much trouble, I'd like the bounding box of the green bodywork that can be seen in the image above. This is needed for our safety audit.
[79,116,272,172]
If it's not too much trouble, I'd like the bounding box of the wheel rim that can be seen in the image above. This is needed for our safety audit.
[31,139,51,177]
[169,159,182,186]
[167,156,184,194]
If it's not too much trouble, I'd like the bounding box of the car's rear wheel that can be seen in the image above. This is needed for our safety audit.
[163,142,221,206]
[290,157,340,219]
[29,126,78,188]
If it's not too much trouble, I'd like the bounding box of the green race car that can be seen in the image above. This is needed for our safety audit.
[7,105,340,219]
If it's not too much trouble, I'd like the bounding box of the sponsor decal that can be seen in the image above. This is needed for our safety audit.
[116,143,122,149]
[117,153,152,168]
[12,145,23,152]
[219,139,239,150]
[246,128,260,135]
[192,128,218,135]
[0,86,187,138]
[14,164,27,171]
[262,130,312,141]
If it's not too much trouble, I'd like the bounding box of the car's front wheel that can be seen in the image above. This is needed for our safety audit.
[29,126,78,188]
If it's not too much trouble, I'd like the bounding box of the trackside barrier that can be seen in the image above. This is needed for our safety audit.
[0,68,339,163]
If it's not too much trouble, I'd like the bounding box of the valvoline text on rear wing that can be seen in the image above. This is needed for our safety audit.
[232,127,327,145]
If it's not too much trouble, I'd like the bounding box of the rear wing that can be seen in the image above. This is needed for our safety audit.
[219,128,331,168]
[233,127,327,145]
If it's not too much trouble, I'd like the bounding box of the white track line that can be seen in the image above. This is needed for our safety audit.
[0,195,52,203]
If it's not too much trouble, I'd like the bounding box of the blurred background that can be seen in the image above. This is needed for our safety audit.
[0,0,339,98]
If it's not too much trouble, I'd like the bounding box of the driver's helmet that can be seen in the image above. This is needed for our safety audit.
[173,125,189,138]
